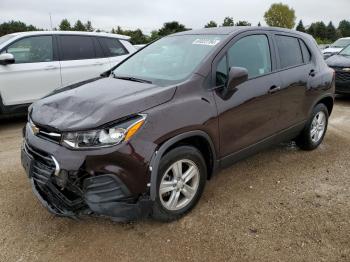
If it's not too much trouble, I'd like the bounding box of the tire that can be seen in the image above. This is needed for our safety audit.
[152,146,207,222]
[296,103,329,151]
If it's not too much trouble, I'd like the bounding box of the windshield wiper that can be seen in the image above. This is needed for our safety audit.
[113,75,152,84]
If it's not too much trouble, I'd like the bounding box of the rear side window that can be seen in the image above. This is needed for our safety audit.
[60,35,95,60]
[99,37,128,57]
[276,35,303,68]
[299,40,311,63]
[227,34,272,79]
[5,36,53,63]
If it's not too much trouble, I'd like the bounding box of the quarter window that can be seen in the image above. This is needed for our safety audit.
[6,36,53,63]
[216,55,228,86]
[276,35,303,68]
[227,35,272,79]
[299,40,311,63]
[60,35,95,60]
[99,37,128,57]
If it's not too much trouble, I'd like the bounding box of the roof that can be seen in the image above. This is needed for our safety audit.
[171,26,307,36]
[7,31,130,40]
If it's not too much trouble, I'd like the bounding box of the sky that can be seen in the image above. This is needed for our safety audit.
[0,0,349,34]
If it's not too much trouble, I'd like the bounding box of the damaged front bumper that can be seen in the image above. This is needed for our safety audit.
[21,141,153,221]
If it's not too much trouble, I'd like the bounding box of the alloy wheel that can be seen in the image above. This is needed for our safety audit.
[159,159,200,211]
[310,111,326,143]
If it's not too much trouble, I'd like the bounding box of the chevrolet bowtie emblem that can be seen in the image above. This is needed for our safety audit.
[343,68,350,72]
[30,122,40,135]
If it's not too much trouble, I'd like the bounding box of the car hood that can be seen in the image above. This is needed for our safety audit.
[326,54,350,68]
[322,47,342,54]
[30,77,176,131]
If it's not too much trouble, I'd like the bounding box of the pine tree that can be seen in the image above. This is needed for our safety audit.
[59,19,71,31]
[296,20,306,32]
[326,22,337,42]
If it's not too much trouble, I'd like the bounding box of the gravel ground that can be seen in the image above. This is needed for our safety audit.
[0,97,349,262]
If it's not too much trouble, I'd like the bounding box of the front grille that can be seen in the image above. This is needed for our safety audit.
[331,67,350,83]
[24,142,86,214]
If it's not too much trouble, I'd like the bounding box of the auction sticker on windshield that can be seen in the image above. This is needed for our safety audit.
[192,39,221,46]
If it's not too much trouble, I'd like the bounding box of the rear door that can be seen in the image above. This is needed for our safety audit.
[212,32,282,158]
[273,34,315,130]
[0,35,61,105]
[58,35,110,87]
[98,37,130,67]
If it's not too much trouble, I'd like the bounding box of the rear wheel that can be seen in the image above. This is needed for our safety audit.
[152,146,206,222]
[296,103,329,150]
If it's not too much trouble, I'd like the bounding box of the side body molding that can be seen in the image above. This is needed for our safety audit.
[149,130,218,200]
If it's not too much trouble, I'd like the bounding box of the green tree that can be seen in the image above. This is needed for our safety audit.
[264,3,296,29]
[0,20,40,36]
[222,17,234,27]
[204,21,217,28]
[157,21,190,37]
[235,21,251,26]
[149,30,160,42]
[85,21,93,32]
[112,26,149,44]
[296,20,306,32]
[338,20,350,37]
[73,20,86,31]
[59,19,71,31]
[326,21,337,42]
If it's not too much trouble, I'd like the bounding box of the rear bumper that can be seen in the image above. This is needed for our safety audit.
[21,141,153,221]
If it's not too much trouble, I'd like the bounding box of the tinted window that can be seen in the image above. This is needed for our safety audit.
[227,35,271,78]
[60,35,95,60]
[216,55,228,86]
[299,40,311,63]
[6,36,53,63]
[100,37,128,57]
[276,35,303,68]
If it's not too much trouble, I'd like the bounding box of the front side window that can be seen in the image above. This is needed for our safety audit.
[113,34,225,86]
[60,35,95,61]
[276,35,303,69]
[216,55,228,86]
[227,35,272,79]
[100,37,128,57]
[5,36,53,63]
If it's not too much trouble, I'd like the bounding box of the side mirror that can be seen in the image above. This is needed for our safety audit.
[324,45,330,49]
[227,67,248,91]
[0,53,15,65]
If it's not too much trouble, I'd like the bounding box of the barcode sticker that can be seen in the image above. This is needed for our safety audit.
[192,39,221,46]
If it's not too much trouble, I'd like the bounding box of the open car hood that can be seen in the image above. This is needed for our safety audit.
[30,77,176,131]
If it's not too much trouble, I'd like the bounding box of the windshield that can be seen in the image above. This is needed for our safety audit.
[331,38,350,48]
[113,34,225,86]
[339,45,350,56]
[0,34,16,46]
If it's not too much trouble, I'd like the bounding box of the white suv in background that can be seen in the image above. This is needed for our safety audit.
[322,37,350,59]
[0,31,136,117]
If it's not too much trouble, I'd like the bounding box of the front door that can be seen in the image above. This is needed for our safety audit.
[0,35,61,106]
[213,33,282,158]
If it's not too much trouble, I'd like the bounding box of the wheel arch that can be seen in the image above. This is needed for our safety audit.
[149,130,218,200]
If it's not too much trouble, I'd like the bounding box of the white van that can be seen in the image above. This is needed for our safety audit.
[0,31,136,116]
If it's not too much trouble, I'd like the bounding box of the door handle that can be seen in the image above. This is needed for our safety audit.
[44,65,58,70]
[309,69,316,77]
[94,62,104,66]
[268,85,281,94]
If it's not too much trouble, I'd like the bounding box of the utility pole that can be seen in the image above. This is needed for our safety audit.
[49,13,53,30]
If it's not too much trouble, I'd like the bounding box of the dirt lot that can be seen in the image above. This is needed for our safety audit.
[0,97,349,262]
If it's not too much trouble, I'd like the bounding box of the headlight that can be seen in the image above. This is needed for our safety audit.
[61,114,146,149]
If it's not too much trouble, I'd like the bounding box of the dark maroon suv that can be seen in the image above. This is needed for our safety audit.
[21,27,335,222]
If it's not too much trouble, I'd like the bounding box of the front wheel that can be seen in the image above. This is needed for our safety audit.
[152,146,206,222]
[296,103,329,150]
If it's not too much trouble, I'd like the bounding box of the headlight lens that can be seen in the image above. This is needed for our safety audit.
[61,115,146,149]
